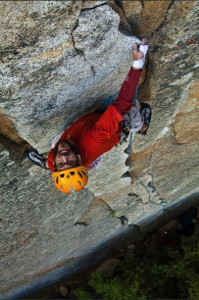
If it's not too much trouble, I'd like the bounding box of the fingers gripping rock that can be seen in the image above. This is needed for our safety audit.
[132,44,149,70]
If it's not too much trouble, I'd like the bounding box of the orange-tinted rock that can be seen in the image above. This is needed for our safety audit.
[173,80,199,144]
[123,0,172,37]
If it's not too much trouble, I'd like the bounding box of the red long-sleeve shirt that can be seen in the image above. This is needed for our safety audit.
[48,68,141,172]
[48,105,123,171]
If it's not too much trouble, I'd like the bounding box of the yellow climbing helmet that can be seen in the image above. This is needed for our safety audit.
[52,165,88,194]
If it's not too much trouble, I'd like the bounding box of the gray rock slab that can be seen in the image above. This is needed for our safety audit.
[0,3,138,153]
[151,129,199,203]
[87,141,131,196]
[0,144,121,295]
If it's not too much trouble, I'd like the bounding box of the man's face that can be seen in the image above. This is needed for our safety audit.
[54,141,78,171]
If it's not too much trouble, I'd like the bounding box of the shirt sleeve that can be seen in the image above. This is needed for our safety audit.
[51,131,64,148]
[90,105,123,143]
[48,148,55,172]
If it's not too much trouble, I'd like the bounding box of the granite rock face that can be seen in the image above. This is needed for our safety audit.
[0,1,138,153]
[0,1,199,297]
[123,0,172,38]
[130,1,199,206]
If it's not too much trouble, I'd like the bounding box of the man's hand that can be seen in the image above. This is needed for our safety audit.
[132,38,148,70]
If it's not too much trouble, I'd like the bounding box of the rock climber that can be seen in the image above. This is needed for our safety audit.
[27,38,151,194]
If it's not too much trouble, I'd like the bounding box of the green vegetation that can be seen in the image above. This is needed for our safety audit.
[110,210,116,218]
[74,232,199,299]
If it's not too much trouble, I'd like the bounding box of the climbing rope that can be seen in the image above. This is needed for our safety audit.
[125,86,138,153]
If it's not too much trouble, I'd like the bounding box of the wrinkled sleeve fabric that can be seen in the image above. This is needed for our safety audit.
[112,68,142,116]
[90,105,123,143]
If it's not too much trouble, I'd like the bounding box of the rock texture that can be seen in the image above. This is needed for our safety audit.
[123,0,172,38]
[0,1,138,153]
[130,0,199,206]
[0,0,199,298]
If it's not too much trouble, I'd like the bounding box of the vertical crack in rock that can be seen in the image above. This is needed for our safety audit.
[124,136,153,206]
[131,165,166,208]
[0,113,33,163]
[98,197,129,226]
[71,32,80,54]
[71,19,84,56]
[86,189,117,216]
[97,193,144,231]
[153,0,175,35]
[114,0,123,11]
[140,0,145,8]
[82,189,130,226]
[148,149,167,206]
[130,168,151,204]
[123,144,151,206]
[129,144,166,208]
[80,50,96,77]
[71,23,96,76]
[90,65,96,76]
[110,1,133,36]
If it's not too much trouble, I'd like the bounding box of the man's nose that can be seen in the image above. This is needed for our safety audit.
[61,156,67,163]
[58,153,68,163]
